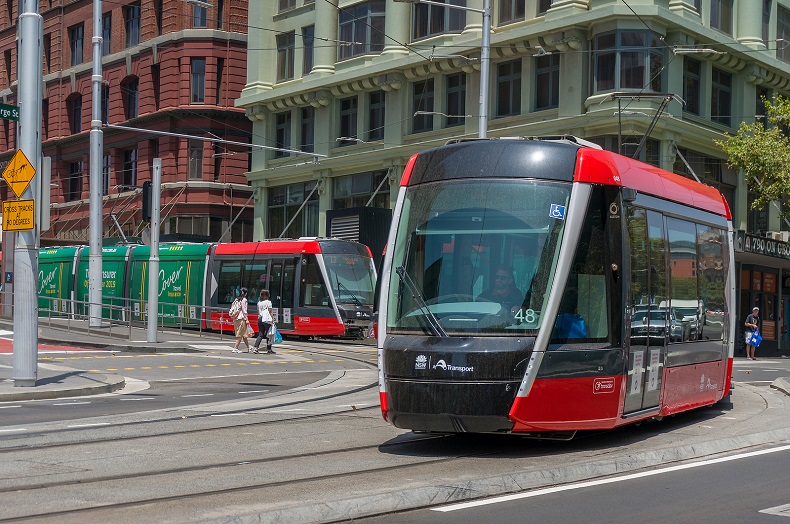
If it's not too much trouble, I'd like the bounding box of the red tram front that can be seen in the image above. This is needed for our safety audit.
[208,238,376,338]
[377,137,735,437]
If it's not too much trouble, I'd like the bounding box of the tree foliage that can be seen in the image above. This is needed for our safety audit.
[715,95,790,215]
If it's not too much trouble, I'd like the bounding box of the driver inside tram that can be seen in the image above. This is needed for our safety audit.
[477,264,524,313]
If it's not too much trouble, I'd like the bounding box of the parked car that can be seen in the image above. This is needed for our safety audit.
[630,308,692,344]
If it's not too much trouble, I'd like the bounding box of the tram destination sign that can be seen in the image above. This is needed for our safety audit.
[734,231,790,260]
[2,199,35,231]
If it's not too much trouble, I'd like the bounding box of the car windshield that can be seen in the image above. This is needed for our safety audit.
[324,253,376,306]
[387,179,571,336]
[633,310,669,322]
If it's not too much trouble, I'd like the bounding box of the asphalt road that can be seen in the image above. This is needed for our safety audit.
[359,443,790,524]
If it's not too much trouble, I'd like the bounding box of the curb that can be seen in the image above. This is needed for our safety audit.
[0,374,126,402]
[771,377,790,396]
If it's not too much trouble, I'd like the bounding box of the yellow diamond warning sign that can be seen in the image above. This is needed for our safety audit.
[2,149,36,198]
[2,199,35,231]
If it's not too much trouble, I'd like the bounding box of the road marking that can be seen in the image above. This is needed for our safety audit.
[119,397,155,401]
[760,503,790,517]
[182,394,214,398]
[67,422,110,428]
[0,428,27,433]
[239,390,269,394]
[433,443,790,513]
[270,409,306,413]
[52,401,91,406]
[210,413,250,417]
[0,405,21,409]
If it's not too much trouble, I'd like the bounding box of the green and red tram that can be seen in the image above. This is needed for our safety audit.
[377,137,735,437]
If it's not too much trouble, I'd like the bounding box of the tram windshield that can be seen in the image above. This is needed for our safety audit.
[387,180,571,336]
[324,253,376,306]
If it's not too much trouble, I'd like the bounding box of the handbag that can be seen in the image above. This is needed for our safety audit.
[272,325,283,345]
[748,329,762,347]
[246,321,254,337]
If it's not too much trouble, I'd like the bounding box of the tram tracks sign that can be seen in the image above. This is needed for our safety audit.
[2,149,36,198]
[2,199,35,231]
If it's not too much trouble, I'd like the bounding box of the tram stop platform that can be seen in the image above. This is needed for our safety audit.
[0,316,249,402]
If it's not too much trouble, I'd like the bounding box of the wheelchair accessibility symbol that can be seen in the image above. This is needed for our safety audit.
[549,204,566,220]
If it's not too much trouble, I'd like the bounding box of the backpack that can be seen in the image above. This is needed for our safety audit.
[229,299,241,318]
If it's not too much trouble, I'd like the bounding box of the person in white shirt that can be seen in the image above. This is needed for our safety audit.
[252,289,276,354]
[232,287,251,353]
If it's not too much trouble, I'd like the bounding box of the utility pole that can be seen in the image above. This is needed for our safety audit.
[13,0,42,386]
[147,159,161,343]
[89,0,103,328]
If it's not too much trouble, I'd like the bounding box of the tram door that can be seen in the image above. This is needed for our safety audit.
[268,259,296,332]
[624,208,666,414]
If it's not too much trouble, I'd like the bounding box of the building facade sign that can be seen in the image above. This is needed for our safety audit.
[734,231,790,260]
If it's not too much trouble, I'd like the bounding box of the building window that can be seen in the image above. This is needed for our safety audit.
[276,32,295,82]
[193,4,207,27]
[44,34,51,73]
[496,59,521,117]
[710,0,733,36]
[124,78,138,119]
[102,13,112,56]
[338,0,385,61]
[756,86,771,119]
[279,0,296,12]
[274,111,292,158]
[69,24,84,66]
[155,0,163,35]
[535,54,559,110]
[42,99,49,139]
[683,57,701,115]
[593,30,664,93]
[68,94,82,134]
[122,148,138,187]
[673,148,736,210]
[412,79,434,133]
[711,67,732,127]
[368,91,385,141]
[445,72,466,127]
[215,58,224,105]
[333,171,390,209]
[538,0,551,15]
[125,4,141,47]
[68,161,83,202]
[102,154,110,196]
[499,0,524,25]
[267,182,319,239]
[191,58,206,104]
[339,96,359,145]
[303,25,314,76]
[217,0,224,29]
[764,0,772,43]
[188,139,203,179]
[3,49,10,86]
[152,64,160,110]
[413,0,466,40]
[779,6,790,63]
[101,84,110,123]
[300,106,315,153]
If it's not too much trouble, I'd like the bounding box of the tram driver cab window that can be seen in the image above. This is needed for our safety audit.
[300,255,329,307]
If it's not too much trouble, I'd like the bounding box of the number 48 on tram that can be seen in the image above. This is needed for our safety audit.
[377,137,735,437]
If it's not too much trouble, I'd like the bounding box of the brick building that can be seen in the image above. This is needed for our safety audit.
[0,0,252,243]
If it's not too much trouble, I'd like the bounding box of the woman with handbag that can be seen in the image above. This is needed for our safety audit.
[252,289,276,354]
[232,287,252,353]
[744,306,760,360]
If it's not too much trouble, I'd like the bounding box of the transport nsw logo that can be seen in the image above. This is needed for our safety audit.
[593,377,615,394]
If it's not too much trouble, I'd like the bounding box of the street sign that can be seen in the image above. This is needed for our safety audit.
[2,199,35,231]
[1,149,36,198]
[0,103,18,122]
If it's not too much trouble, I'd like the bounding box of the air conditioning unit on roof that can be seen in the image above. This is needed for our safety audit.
[766,231,790,242]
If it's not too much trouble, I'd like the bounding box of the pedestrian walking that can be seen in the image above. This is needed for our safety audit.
[232,287,251,353]
[252,289,276,354]
[744,306,760,360]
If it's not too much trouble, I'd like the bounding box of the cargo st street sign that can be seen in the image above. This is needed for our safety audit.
[2,199,35,231]
[0,103,19,122]
[2,149,36,198]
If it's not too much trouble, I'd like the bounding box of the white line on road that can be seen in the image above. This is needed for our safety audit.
[433,443,790,513]
[67,423,111,428]
[270,409,306,413]
[182,394,214,398]
[210,413,251,417]
[239,390,269,394]
[119,397,156,401]
[0,405,21,409]
[760,503,790,517]
[52,401,91,406]
[0,428,26,433]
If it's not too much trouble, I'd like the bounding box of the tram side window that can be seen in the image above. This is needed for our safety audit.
[301,254,330,307]
[243,261,269,313]
[666,218,699,343]
[552,189,608,342]
[697,224,726,340]
[218,261,242,304]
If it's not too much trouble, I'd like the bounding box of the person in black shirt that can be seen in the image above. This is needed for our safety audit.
[478,265,524,313]
[744,306,760,360]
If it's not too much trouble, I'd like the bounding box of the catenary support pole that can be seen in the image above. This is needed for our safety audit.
[147,159,161,343]
[13,0,42,386]
[88,0,103,328]
[478,0,491,138]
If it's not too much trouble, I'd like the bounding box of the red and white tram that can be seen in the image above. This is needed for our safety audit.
[377,137,734,437]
